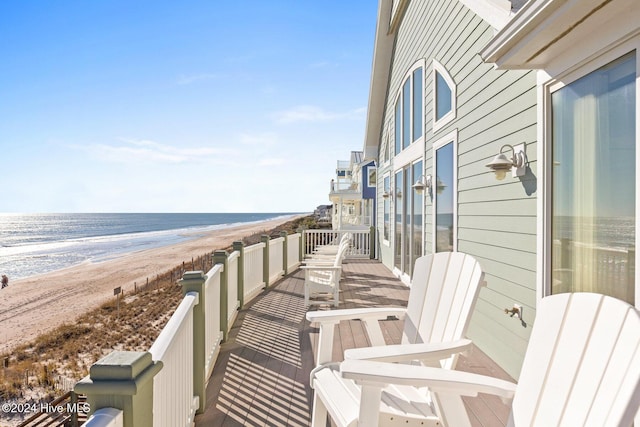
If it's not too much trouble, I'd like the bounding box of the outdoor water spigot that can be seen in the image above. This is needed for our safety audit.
[504,305,521,319]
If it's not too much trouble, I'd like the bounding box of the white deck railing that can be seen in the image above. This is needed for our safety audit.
[304,229,371,258]
[204,265,223,379]
[82,408,124,427]
[287,233,301,271]
[269,237,285,284]
[149,292,199,427]
[227,251,240,328]
[244,242,265,303]
[78,232,305,424]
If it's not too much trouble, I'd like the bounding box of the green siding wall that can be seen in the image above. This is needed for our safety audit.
[375,0,537,379]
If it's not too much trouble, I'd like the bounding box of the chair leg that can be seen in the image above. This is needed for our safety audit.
[311,390,328,427]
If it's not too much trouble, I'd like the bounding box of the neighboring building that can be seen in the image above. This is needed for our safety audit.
[329,151,377,231]
[360,0,638,381]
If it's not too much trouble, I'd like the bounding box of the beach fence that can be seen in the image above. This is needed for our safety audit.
[75,232,302,427]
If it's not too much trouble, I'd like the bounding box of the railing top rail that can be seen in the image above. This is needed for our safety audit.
[149,292,198,361]
[269,237,285,244]
[245,242,266,253]
[206,264,224,278]
[228,251,240,263]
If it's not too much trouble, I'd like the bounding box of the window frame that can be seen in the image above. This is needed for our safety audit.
[383,172,391,246]
[538,38,640,307]
[394,59,426,156]
[431,130,458,254]
[432,60,457,133]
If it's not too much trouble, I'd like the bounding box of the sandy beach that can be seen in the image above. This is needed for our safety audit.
[0,216,301,354]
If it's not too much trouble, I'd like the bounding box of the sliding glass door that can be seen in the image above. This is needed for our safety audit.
[394,161,423,277]
[550,51,636,304]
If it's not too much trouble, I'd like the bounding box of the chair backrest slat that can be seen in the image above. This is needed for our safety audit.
[401,252,485,370]
[511,293,640,427]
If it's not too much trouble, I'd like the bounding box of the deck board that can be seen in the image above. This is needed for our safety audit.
[196,259,514,427]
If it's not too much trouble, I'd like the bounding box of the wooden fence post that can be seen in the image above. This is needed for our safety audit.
[261,235,270,287]
[233,241,245,308]
[213,251,229,342]
[178,270,207,414]
[281,231,288,275]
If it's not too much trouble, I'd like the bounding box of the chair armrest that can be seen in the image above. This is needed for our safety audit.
[306,307,406,324]
[344,339,472,363]
[340,360,517,401]
[300,265,342,271]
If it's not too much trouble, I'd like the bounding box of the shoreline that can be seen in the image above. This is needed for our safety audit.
[0,215,305,354]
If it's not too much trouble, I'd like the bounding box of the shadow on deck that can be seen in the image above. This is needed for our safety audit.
[195,259,514,427]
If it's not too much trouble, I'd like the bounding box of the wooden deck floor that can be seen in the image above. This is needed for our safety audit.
[195,259,514,427]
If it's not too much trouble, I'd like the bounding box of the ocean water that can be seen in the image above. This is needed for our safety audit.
[0,213,296,281]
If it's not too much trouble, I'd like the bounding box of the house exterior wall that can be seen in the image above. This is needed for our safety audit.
[374,0,537,378]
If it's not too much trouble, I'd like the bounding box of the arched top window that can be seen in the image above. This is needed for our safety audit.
[432,60,456,132]
[394,61,425,155]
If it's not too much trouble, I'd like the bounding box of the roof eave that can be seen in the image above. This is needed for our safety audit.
[362,0,396,155]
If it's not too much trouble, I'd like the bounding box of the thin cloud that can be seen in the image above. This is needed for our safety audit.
[177,73,220,85]
[71,138,226,164]
[272,105,366,124]
[258,158,285,166]
[238,132,278,146]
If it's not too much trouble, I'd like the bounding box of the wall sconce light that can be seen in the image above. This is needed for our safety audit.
[411,175,432,194]
[412,174,432,195]
[382,190,391,199]
[485,143,527,180]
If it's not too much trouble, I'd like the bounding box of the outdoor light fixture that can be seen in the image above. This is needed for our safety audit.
[412,174,432,195]
[485,143,527,180]
[382,190,391,199]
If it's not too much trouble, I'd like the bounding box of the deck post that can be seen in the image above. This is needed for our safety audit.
[179,270,207,414]
[369,226,376,259]
[233,241,245,308]
[75,351,162,427]
[298,227,306,259]
[213,251,229,342]
[261,235,270,286]
[281,231,288,275]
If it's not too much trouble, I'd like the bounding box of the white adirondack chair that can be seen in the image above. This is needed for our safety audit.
[337,292,640,427]
[307,232,352,259]
[304,235,351,265]
[302,240,349,307]
[307,252,485,427]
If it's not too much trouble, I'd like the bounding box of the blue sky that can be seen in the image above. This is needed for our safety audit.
[0,1,377,213]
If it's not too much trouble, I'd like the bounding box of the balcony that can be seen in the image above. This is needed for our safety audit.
[197,259,512,426]
[76,232,512,427]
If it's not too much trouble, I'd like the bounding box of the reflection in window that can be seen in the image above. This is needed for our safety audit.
[433,61,456,131]
[551,52,636,304]
[403,79,411,150]
[395,101,401,155]
[394,64,424,155]
[395,170,403,269]
[435,72,452,121]
[384,175,390,241]
[413,68,423,140]
[412,161,423,270]
[435,142,454,252]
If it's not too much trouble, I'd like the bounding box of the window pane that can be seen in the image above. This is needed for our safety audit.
[412,161,423,271]
[413,68,423,141]
[384,176,390,241]
[404,164,411,275]
[395,170,403,269]
[435,142,454,252]
[395,101,401,155]
[551,52,635,304]
[435,71,452,121]
[403,79,411,149]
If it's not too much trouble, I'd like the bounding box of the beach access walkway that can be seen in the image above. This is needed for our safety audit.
[195,259,514,427]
